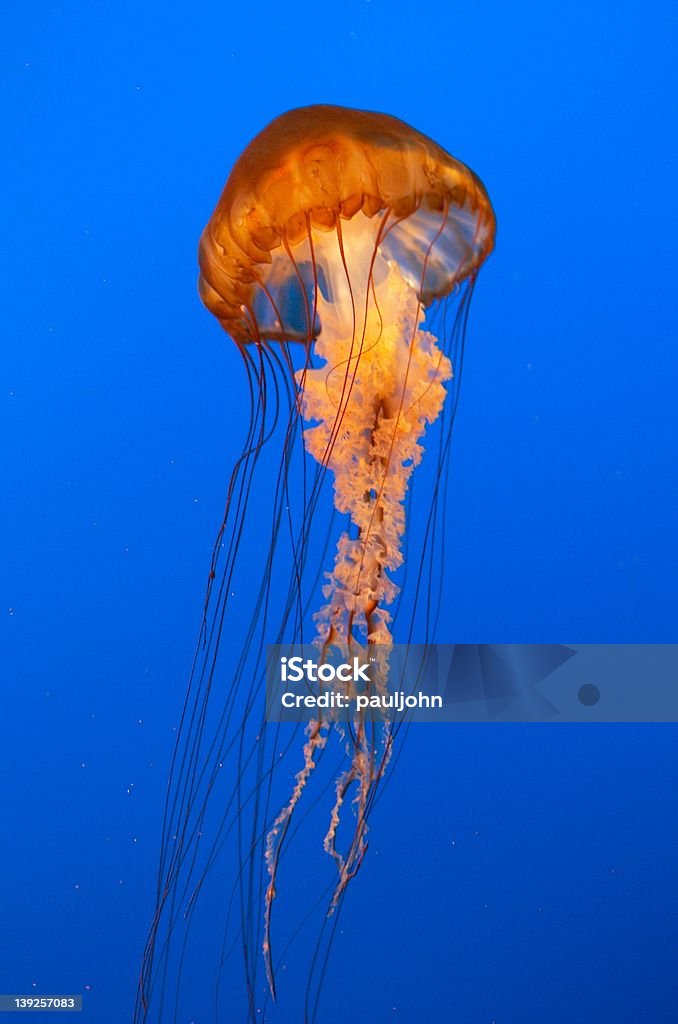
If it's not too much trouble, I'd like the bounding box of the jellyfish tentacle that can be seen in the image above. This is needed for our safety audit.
[293,237,452,917]
[262,218,453,997]
[263,717,328,998]
[324,721,372,913]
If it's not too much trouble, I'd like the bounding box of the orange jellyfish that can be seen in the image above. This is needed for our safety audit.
[136,105,495,1024]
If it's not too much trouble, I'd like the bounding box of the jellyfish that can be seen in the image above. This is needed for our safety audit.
[136,105,495,1024]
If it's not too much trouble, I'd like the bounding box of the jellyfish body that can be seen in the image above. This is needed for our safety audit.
[137,106,495,1023]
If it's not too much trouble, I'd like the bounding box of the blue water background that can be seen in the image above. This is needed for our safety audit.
[3,2,677,1021]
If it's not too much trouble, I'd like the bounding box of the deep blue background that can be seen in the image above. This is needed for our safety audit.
[3,2,677,1021]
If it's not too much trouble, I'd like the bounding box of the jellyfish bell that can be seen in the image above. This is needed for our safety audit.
[136,106,495,1024]
[198,104,494,345]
